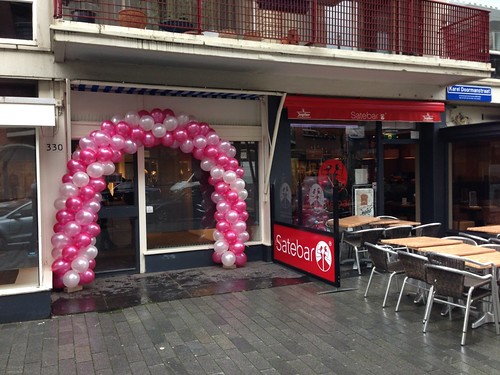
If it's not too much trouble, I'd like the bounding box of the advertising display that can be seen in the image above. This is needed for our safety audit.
[273,223,339,285]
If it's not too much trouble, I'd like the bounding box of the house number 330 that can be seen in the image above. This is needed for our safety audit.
[46,143,64,151]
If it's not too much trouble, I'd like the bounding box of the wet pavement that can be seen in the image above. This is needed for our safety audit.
[51,261,319,316]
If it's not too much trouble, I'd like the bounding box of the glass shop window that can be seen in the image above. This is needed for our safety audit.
[289,122,377,231]
[0,1,33,41]
[144,141,260,249]
[0,127,38,288]
[451,139,500,230]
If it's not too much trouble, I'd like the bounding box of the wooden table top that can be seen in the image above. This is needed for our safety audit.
[335,215,380,229]
[466,225,500,235]
[370,219,421,227]
[465,251,500,269]
[380,236,462,249]
[416,243,495,257]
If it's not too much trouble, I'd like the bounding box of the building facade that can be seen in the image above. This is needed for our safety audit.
[0,0,499,322]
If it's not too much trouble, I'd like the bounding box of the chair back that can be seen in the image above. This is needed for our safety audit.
[365,242,394,271]
[397,250,428,282]
[360,228,385,246]
[458,232,488,244]
[376,215,398,220]
[479,243,500,251]
[427,252,465,271]
[425,264,465,299]
[383,225,413,239]
[442,236,477,246]
[413,222,441,237]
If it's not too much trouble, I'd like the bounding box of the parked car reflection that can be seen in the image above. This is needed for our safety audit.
[0,198,33,250]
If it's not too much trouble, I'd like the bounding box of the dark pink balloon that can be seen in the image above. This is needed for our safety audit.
[186,121,200,137]
[163,108,175,117]
[130,127,145,142]
[53,223,64,233]
[224,230,237,244]
[161,132,174,147]
[151,108,165,123]
[199,123,210,135]
[235,252,247,267]
[212,251,222,264]
[79,269,95,284]
[233,200,247,213]
[216,154,229,167]
[62,173,73,183]
[215,181,229,194]
[142,132,157,147]
[138,109,150,117]
[235,167,245,178]
[173,129,188,143]
[56,209,75,224]
[74,232,92,248]
[239,211,249,222]
[216,220,230,233]
[52,258,71,275]
[79,185,96,201]
[53,276,65,289]
[66,197,83,213]
[89,177,106,192]
[85,222,101,237]
[88,258,96,270]
[79,148,97,165]
[214,211,224,221]
[67,159,86,174]
[111,149,123,163]
[203,145,218,158]
[100,120,116,136]
[227,158,239,171]
[62,245,79,261]
[193,148,205,160]
[96,147,113,162]
[231,241,245,255]
[115,121,131,137]
[225,190,239,203]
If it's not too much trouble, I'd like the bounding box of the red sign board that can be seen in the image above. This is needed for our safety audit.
[273,223,338,284]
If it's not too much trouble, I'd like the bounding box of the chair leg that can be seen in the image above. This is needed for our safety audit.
[383,271,396,308]
[423,286,435,330]
[354,247,361,275]
[461,292,474,346]
[395,277,408,312]
[364,267,376,297]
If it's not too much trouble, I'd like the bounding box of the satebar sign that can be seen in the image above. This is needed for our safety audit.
[273,224,337,283]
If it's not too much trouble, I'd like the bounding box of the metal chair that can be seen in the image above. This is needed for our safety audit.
[479,243,500,251]
[442,236,477,246]
[423,258,499,346]
[343,228,385,275]
[458,232,489,244]
[376,215,398,220]
[412,222,441,237]
[383,225,413,239]
[364,243,405,307]
[395,250,430,312]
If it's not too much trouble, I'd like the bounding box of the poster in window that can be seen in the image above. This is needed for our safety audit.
[354,187,374,216]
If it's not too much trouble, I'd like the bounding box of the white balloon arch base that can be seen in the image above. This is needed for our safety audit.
[50,109,249,289]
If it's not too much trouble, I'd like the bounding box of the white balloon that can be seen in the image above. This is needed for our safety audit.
[214,240,229,253]
[59,183,79,198]
[79,136,97,151]
[152,123,167,138]
[206,132,220,146]
[233,220,247,234]
[125,111,140,127]
[87,162,104,178]
[111,114,124,124]
[62,270,80,288]
[83,245,98,259]
[213,230,225,241]
[227,146,237,158]
[238,231,250,242]
[75,209,94,225]
[72,171,90,187]
[218,141,232,154]
[164,115,178,131]
[71,256,90,273]
[123,139,138,154]
[221,251,236,267]
[193,135,207,149]
[200,159,215,172]
[139,115,154,131]
[223,171,237,184]
[93,131,111,147]
[180,140,194,153]
[54,197,67,210]
[83,200,101,214]
[211,192,223,203]
[111,134,126,150]
[210,166,224,180]
[177,113,190,127]
[238,189,248,200]
[102,161,116,175]
[230,178,246,192]
[216,201,230,214]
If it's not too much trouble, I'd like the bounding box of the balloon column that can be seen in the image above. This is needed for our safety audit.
[51,108,250,289]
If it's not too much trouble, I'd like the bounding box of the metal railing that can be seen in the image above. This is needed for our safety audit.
[54,0,490,63]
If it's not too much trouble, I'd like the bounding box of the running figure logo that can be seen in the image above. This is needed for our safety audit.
[315,240,332,272]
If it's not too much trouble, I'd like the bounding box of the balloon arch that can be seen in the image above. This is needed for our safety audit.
[50,108,249,289]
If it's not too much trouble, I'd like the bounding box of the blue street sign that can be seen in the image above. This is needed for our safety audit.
[446,85,492,102]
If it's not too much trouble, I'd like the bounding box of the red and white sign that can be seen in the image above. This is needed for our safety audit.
[273,224,337,284]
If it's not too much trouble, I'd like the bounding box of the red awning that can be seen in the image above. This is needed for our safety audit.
[284,95,445,123]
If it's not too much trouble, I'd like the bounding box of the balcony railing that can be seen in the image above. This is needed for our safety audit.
[54,0,490,63]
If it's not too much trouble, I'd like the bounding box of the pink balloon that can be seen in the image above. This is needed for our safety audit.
[215,181,229,194]
[225,190,239,203]
[67,159,86,174]
[100,120,116,136]
[62,173,73,183]
[151,108,165,123]
[75,209,95,225]
[214,211,224,221]
[92,131,111,147]
[79,185,96,201]
[138,109,151,117]
[212,251,222,264]
[233,200,247,213]
[230,241,245,255]
[115,121,131,137]
[96,147,113,162]
[88,177,106,192]
[111,149,123,163]
[235,252,247,267]
[130,127,145,142]
[203,145,218,158]
[199,123,210,135]
[192,148,205,160]
[80,269,95,284]
[74,232,92,248]
[66,197,83,213]
[224,230,237,244]
[216,220,230,233]
[239,211,249,222]
[79,148,97,165]
[52,258,71,277]
[51,233,71,249]
[235,167,245,178]
[173,129,188,143]
[53,276,65,289]
[62,245,79,261]
[142,132,157,147]
[216,154,229,167]
[53,223,64,233]
[186,122,200,137]
[88,258,96,270]
[84,222,101,237]
[227,158,239,171]
[161,132,174,147]
[56,209,75,224]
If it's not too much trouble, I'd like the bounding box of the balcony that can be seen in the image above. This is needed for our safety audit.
[52,0,492,90]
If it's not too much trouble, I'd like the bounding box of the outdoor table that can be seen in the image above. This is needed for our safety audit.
[466,225,500,235]
[416,243,495,257]
[370,219,421,227]
[336,215,380,230]
[380,236,462,250]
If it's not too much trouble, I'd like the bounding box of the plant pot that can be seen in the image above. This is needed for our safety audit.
[119,9,147,29]
[71,10,96,23]
[160,20,194,33]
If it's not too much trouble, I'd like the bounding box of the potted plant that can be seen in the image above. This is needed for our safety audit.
[158,0,194,33]
[119,0,148,29]
[64,0,98,23]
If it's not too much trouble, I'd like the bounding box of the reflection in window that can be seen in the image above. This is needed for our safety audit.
[0,1,33,41]
[145,141,259,249]
[0,127,38,286]
[451,139,500,230]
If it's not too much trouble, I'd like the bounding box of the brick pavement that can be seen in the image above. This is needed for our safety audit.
[1,271,499,374]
